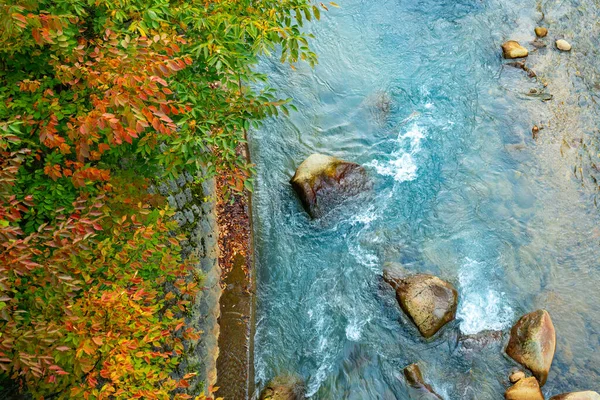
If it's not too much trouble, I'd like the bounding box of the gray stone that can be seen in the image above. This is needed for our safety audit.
[184,209,195,224]
[177,174,187,187]
[176,192,188,209]
[174,211,186,227]
[158,183,169,196]
[168,179,179,192]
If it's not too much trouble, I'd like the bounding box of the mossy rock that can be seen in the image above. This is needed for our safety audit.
[384,266,458,339]
[290,154,370,218]
[506,310,556,386]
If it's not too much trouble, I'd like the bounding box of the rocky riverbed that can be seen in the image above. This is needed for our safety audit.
[249,0,600,398]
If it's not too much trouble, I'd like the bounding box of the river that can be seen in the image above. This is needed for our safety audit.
[249,0,600,398]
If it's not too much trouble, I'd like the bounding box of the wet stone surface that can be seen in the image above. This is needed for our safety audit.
[159,174,221,394]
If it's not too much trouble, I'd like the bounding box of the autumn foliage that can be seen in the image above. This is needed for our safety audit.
[0,0,323,398]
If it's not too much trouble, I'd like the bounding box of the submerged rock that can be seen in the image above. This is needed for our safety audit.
[384,267,458,338]
[506,61,537,78]
[403,364,443,400]
[505,377,545,400]
[458,330,504,354]
[550,392,600,400]
[290,153,370,218]
[535,27,548,38]
[556,39,572,51]
[525,89,553,102]
[506,310,556,386]
[259,375,305,400]
[502,41,529,59]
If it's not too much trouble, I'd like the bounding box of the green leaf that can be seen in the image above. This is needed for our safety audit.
[313,5,321,20]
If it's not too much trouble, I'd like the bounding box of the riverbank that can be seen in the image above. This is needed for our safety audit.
[169,163,257,399]
[214,171,256,399]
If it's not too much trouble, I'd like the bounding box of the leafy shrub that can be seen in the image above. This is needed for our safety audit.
[0,0,325,397]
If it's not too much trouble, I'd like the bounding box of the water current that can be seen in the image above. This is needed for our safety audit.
[250,0,600,398]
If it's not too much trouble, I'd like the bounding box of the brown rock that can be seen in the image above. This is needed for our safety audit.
[510,371,526,383]
[384,268,458,338]
[506,310,556,386]
[535,27,548,38]
[502,41,529,59]
[259,375,305,400]
[290,154,370,218]
[403,364,443,400]
[550,392,600,400]
[505,377,545,400]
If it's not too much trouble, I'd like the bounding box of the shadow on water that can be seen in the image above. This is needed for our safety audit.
[250,0,600,398]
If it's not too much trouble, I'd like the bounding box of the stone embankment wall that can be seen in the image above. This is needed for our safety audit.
[153,173,222,394]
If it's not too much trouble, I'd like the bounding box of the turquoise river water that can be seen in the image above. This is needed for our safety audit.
[250,0,600,398]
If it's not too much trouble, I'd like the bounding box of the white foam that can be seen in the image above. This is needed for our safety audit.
[348,241,379,268]
[457,258,514,335]
[368,154,418,182]
[345,320,363,341]
[403,124,426,145]
[308,364,331,397]
[365,124,426,182]
[350,204,378,226]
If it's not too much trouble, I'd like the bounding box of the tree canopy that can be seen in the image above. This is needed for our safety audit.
[0,0,326,398]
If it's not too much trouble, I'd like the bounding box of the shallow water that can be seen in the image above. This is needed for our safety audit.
[250,0,600,398]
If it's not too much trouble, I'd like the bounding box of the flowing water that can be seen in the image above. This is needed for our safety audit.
[250,0,600,398]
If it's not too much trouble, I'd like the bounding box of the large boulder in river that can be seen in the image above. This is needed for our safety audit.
[403,364,443,399]
[505,377,545,400]
[506,310,556,386]
[384,268,458,338]
[290,154,370,218]
[259,375,305,400]
[502,41,529,59]
[550,392,600,400]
